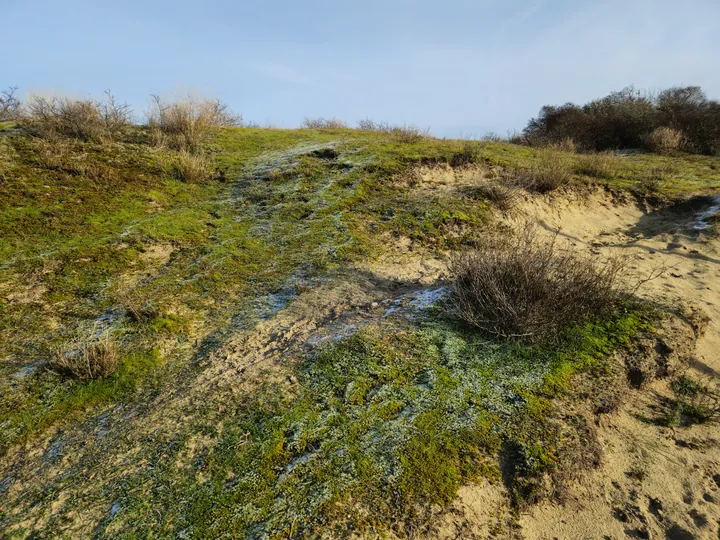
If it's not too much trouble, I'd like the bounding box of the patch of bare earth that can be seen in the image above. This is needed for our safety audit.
[510,188,720,539]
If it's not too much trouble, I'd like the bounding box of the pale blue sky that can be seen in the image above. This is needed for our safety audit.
[5,0,720,137]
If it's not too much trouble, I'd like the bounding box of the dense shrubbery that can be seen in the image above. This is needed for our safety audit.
[522,86,720,155]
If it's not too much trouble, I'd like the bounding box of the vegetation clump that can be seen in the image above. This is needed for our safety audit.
[147,94,240,152]
[508,158,572,193]
[663,374,720,426]
[522,85,720,155]
[450,225,625,342]
[301,117,348,129]
[646,126,685,154]
[357,119,429,143]
[23,91,132,142]
[49,334,119,381]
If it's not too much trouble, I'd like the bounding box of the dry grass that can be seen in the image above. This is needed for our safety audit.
[302,117,348,129]
[450,225,625,342]
[357,119,429,143]
[147,95,240,152]
[575,152,620,179]
[548,137,577,153]
[509,159,572,193]
[49,334,119,380]
[24,91,132,142]
[646,126,685,154]
[169,150,216,183]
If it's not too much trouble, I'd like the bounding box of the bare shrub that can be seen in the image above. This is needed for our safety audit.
[509,159,572,193]
[169,150,216,182]
[25,91,132,142]
[574,152,619,179]
[0,86,23,121]
[147,94,240,152]
[450,225,625,342]
[646,126,684,154]
[302,117,348,129]
[50,334,118,380]
[357,118,428,142]
[470,181,521,211]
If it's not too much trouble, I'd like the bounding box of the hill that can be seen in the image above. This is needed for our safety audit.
[1,112,720,537]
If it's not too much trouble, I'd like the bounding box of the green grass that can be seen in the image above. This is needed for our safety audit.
[0,124,717,536]
[91,304,651,537]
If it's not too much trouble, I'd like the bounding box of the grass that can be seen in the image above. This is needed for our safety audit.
[93,305,650,537]
[0,122,718,536]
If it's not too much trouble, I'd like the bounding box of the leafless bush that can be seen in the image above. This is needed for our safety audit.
[646,126,685,154]
[450,225,625,342]
[470,181,521,211]
[508,159,572,193]
[356,118,428,142]
[574,152,619,179]
[169,150,216,182]
[302,117,348,129]
[0,86,23,121]
[49,334,118,380]
[25,91,132,142]
[147,94,240,152]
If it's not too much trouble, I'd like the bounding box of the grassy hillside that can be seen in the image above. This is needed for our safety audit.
[1,120,719,537]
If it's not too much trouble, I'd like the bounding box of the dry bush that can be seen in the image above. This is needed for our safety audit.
[302,117,348,129]
[470,181,521,211]
[50,334,118,380]
[450,225,625,342]
[357,119,428,143]
[147,94,240,152]
[646,126,684,154]
[574,152,619,179]
[25,91,132,142]
[0,86,23,121]
[169,150,216,182]
[509,159,572,193]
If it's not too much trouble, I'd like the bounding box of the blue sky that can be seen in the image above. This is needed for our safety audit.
[5,0,720,137]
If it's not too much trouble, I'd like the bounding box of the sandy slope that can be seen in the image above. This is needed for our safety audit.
[429,188,720,540]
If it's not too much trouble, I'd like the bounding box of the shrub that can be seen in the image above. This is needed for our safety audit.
[663,374,720,426]
[646,126,684,154]
[510,159,572,193]
[0,86,23,121]
[50,334,118,380]
[357,118,428,142]
[450,225,624,342]
[469,181,521,211]
[574,152,619,179]
[523,85,720,155]
[169,150,216,182]
[147,94,240,152]
[302,117,348,129]
[24,91,132,142]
